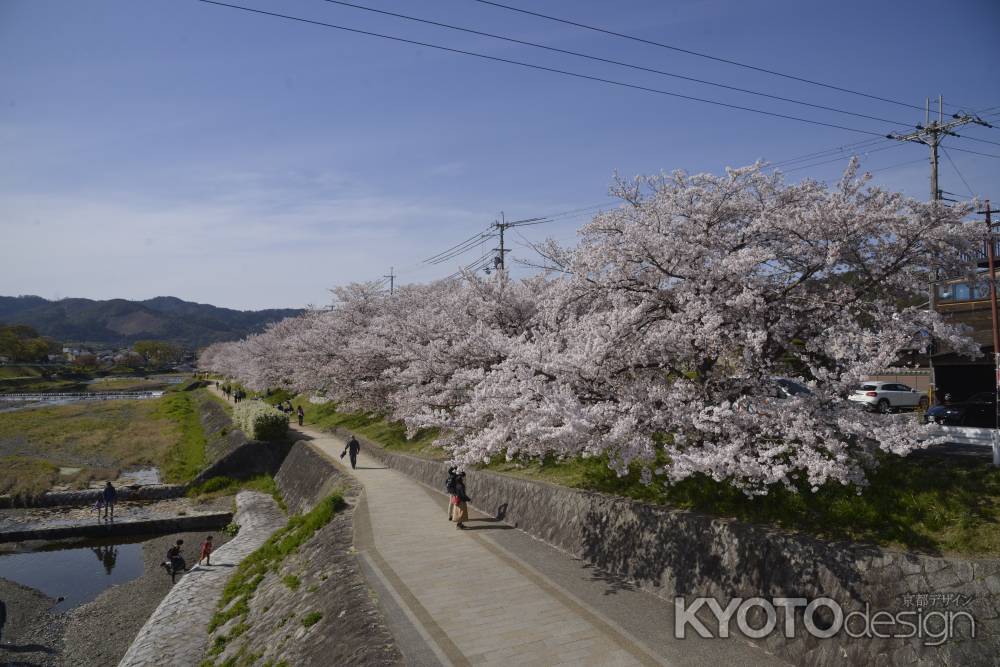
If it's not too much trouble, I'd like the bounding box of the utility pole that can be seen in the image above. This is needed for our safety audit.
[490,211,548,271]
[886,96,991,201]
[384,266,395,295]
[887,97,993,404]
[983,200,1000,466]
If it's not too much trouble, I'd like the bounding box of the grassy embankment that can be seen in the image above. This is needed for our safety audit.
[202,493,344,666]
[0,382,211,498]
[288,397,1000,557]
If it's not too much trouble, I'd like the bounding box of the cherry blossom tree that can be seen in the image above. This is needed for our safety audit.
[200,162,981,493]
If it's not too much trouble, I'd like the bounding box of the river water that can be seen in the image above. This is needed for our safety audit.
[0,538,147,611]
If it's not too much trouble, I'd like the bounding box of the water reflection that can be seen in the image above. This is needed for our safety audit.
[91,545,118,575]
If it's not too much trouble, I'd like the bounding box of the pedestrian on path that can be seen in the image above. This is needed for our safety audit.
[342,435,361,470]
[102,481,117,520]
[452,471,470,530]
[296,405,304,427]
[197,535,214,566]
[445,467,460,521]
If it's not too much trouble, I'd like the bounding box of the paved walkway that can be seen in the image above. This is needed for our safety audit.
[297,425,784,667]
[117,491,286,667]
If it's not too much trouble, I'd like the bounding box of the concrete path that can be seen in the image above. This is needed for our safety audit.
[117,491,286,667]
[296,424,787,667]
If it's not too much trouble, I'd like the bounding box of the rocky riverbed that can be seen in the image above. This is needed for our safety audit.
[0,529,233,666]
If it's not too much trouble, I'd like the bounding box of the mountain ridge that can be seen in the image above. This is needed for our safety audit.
[0,295,303,348]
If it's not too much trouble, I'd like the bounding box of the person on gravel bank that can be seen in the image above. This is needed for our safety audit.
[165,539,187,573]
[341,435,361,470]
[102,481,117,520]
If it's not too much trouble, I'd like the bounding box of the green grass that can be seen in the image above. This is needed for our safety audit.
[0,457,61,499]
[282,574,301,591]
[0,365,43,379]
[300,611,322,628]
[489,448,1000,557]
[154,391,208,482]
[0,398,183,496]
[203,494,343,665]
[300,400,445,459]
[0,376,85,393]
[187,475,287,512]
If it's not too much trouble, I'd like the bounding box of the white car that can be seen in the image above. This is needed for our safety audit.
[848,381,929,413]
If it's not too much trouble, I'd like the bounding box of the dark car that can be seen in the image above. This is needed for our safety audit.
[924,392,998,428]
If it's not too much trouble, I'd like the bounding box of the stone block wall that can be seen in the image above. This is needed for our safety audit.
[332,427,999,667]
[274,441,351,514]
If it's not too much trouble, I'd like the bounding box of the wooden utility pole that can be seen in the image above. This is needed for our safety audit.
[983,200,1000,465]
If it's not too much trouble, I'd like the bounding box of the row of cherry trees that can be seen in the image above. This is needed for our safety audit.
[201,163,981,494]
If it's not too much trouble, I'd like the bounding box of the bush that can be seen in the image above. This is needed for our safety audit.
[233,401,289,441]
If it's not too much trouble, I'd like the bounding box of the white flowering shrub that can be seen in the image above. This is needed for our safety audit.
[201,162,980,493]
[233,401,289,441]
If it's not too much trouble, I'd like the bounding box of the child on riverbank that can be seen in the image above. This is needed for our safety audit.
[198,535,214,566]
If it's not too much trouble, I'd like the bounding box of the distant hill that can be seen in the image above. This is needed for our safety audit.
[0,295,303,349]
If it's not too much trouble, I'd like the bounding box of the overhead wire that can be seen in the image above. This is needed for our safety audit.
[941,148,976,197]
[311,0,911,128]
[468,0,957,113]
[195,0,891,137]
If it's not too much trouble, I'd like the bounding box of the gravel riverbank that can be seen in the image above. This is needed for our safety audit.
[0,529,233,667]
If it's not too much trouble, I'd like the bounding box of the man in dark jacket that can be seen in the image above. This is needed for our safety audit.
[102,481,117,520]
[342,435,361,470]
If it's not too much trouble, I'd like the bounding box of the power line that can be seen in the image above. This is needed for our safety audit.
[866,156,930,174]
[779,142,904,173]
[946,145,1000,160]
[469,0,946,113]
[196,0,889,138]
[769,138,889,169]
[312,0,911,128]
[941,148,976,197]
[956,134,1000,148]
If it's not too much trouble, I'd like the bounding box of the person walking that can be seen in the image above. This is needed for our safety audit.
[445,467,460,521]
[197,535,214,566]
[341,435,361,470]
[452,471,471,530]
[296,405,304,427]
[102,481,117,520]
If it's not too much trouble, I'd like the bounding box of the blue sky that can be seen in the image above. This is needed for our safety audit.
[1,0,998,309]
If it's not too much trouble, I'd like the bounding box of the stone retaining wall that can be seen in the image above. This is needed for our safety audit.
[274,440,349,514]
[0,511,232,543]
[0,484,187,509]
[333,427,999,667]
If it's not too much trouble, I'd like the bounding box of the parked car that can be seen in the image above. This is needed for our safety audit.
[924,392,998,427]
[848,381,928,413]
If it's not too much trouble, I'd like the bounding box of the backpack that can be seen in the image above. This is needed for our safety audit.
[445,474,458,495]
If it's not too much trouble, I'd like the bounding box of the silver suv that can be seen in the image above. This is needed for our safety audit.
[848,381,929,413]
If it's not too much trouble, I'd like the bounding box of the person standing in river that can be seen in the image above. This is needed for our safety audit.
[102,481,117,520]
[341,435,361,470]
